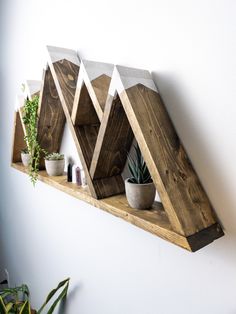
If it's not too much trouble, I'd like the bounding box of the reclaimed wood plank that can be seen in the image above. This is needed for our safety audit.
[37,66,65,155]
[11,162,224,252]
[47,46,98,197]
[90,92,134,180]
[11,111,26,163]
[115,65,220,236]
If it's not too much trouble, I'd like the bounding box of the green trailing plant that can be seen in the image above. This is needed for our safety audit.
[0,278,70,314]
[22,95,45,185]
[127,144,152,184]
[45,153,64,161]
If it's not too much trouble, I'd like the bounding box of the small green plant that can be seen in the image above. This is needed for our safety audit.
[22,95,45,185]
[0,278,70,314]
[0,284,30,313]
[127,144,152,184]
[45,153,64,161]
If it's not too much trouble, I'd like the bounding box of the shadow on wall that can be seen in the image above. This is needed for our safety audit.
[151,71,236,235]
[58,283,81,314]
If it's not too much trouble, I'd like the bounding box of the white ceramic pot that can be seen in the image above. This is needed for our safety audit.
[125,179,156,209]
[45,159,65,176]
[21,153,30,167]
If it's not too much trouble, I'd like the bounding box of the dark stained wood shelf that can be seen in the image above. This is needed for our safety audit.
[11,162,223,252]
[11,46,224,252]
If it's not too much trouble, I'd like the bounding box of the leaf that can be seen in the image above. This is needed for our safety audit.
[0,296,6,313]
[37,278,69,314]
[134,144,142,167]
[0,291,13,299]
[5,302,13,312]
[19,300,31,314]
[46,282,69,314]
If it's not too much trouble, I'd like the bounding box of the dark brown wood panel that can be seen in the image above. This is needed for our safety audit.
[74,124,100,168]
[93,174,125,199]
[53,59,79,114]
[187,223,224,252]
[12,162,224,251]
[90,93,134,180]
[37,67,65,156]
[11,111,26,163]
[91,74,111,111]
[121,84,218,236]
[72,83,100,126]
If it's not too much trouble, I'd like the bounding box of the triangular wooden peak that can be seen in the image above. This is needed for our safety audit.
[11,46,224,251]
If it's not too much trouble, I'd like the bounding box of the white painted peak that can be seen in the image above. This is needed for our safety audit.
[81,60,114,81]
[15,95,25,111]
[47,45,80,66]
[115,65,158,93]
[25,80,41,99]
[107,67,119,97]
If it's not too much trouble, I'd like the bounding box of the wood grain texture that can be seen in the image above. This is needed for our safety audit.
[120,84,219,236]
[72,82,100,126]
[11,111,26,163]
[90,93,134,180]
[70,61,116,198]
[47,48,98,197]
[74,124,100,168]
[53,59,79,114]
[11,162,224,251]
[37,66,65,155]
[187,223,224,252]
[91,74,111,112]
[13,47,223,250]
[93,174,125,198]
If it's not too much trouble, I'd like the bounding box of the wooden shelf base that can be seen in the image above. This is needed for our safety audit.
[11,162,224,252]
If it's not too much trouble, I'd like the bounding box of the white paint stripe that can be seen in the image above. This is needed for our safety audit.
[25,80,41,98]
[81,60,114,81]
[47,45,80,66]
[116,65,158,93]
[15,95,25,111]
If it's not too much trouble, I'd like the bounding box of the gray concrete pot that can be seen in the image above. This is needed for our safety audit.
[21,152,30,167]
[45,159,65,176]
[125,179,156,209]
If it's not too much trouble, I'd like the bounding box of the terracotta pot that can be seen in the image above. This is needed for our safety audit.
[45,159,65,176]
[21,152,30,167]
[125,179,156,209]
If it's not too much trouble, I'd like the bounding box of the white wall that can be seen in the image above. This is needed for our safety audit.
[1,0,236,313]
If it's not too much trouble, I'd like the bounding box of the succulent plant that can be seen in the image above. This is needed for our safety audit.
[45,152,64,161]
[127,144,152,184]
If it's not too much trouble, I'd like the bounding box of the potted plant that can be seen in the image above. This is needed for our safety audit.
[45,153,65,176]
[0,278,69,314]
[125,144,156,209]
[21,148,30,167]
[22,95,45,185]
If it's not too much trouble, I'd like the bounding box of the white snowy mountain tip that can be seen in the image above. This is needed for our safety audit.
[47,46,80,66]
[115,65,158,93]
[81,60,114,82]
[15,95,25,111]
[25,80,41,99]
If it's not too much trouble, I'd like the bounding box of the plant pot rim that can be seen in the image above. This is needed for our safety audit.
[45,158,64,161]
[125,178,154,186]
